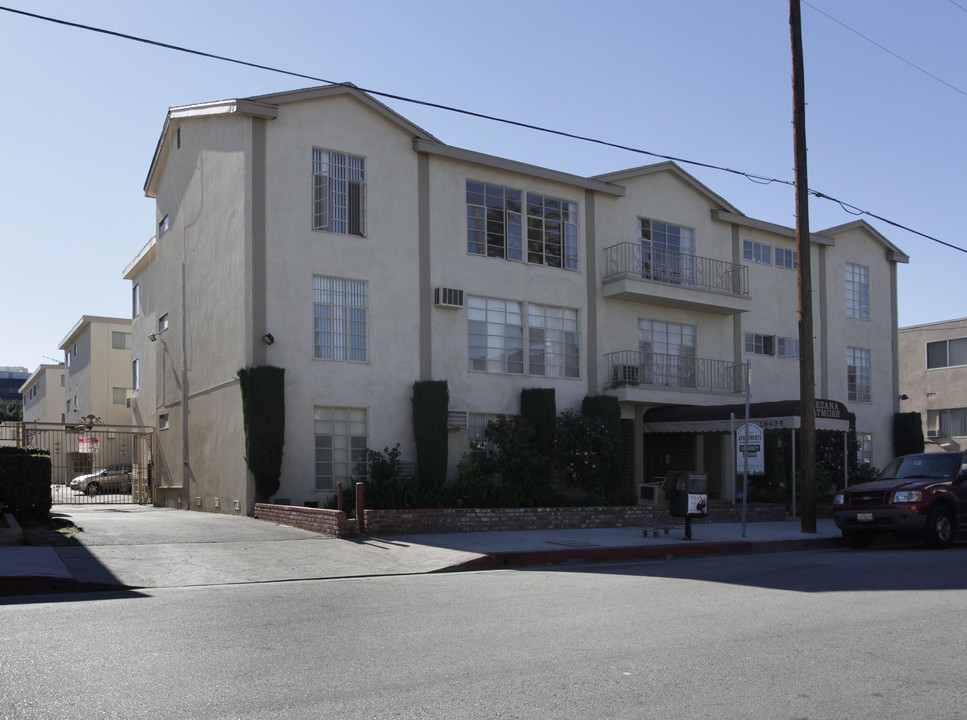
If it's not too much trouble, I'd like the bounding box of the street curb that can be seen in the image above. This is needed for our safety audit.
[445,537,844,571]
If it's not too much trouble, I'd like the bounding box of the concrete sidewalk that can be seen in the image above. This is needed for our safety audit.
[0,505,844,598]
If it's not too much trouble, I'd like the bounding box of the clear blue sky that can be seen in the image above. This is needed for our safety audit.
[2,0,963,369]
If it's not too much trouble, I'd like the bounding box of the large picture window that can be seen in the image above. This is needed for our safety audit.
[926,337,967,369]
[313,276,367,362]
[639,218,695,284]
[312,149,366,236]
[314,406,367,491]
[467,181,578,270]
[468,296,580,377]
[639,319,697,387]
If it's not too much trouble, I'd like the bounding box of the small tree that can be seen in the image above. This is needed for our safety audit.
[237,366,285,503]
[412,380,449,496]
[554,410,618,504]
[0,400,22,422]
[484,415,550,506]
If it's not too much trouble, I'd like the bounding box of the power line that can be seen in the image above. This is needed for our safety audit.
[1,4,963,255]
[803,0,967,98]
[947,0,967,14]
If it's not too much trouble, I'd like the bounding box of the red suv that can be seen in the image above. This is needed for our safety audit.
[833,451,967,548]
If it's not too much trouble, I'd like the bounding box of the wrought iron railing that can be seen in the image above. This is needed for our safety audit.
[602,243,749,297]
[605,350,745,394]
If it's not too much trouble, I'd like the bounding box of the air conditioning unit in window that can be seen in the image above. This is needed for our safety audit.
[612,364,640,384]
[434,287,465,309]
[927,429,940,438]
[447,409,469,430]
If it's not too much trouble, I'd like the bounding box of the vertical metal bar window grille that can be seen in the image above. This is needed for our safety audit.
[845,262,870,319]
[314,406,368,491]
[313,276,367,362]
[312,149,366,236]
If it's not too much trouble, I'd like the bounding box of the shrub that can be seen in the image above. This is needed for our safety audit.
[520,388,555,474]
[0,447,52,522]
[484,415,551,506]
[237,365,286,502]
[554,410,619,504]
[893,412,925,457]
[412,380,449,496]
[359,444,419,509]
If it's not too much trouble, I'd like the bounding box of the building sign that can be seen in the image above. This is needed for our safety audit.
[736,423,764,475]
[79,436,99,454]
[814,399,846,420]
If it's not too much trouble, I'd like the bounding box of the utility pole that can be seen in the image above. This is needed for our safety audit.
[791,0,817,533]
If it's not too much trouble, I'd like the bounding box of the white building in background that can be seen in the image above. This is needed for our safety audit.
[899,318,967,452]
[19,364,66,424]
[127,83,908,514]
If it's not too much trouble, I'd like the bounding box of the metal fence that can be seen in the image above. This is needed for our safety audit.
[1,421,156,505]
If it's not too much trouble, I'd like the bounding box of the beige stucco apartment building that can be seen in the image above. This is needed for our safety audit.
[19,364,66,424]
[126,84,908,514]
[899,318,967,451]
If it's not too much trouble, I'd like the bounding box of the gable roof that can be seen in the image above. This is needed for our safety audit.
[593,161,744,215]
[145,83,440,197]
[819,219,910,264]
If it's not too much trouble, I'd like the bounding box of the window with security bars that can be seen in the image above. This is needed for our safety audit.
[313,276,367,362]
[466,180,578,270]
[314,406,368,491]
[858,433,872,464]
[312,149,365,236]
[845,262,870,319]
[468,412,498,459]
[847,346,871,403]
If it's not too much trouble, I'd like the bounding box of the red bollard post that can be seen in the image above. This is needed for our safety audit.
[355,481,365,535]
[336,482,344,513]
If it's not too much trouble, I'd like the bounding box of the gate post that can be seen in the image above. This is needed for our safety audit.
[355,481,365,535]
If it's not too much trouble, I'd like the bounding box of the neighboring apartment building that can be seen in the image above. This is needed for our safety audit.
[127,84,908,514]
[899,318,967,451]
[19,364,66,423]
[0,366,29,405]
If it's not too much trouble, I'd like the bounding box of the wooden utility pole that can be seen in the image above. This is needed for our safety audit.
[791,0,817,533]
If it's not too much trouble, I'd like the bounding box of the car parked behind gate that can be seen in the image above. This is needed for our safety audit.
[70,464,133,496]
[833,451,967,548]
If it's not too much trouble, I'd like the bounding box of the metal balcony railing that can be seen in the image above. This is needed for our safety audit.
[605,350,746,394]
[602,243,749,297]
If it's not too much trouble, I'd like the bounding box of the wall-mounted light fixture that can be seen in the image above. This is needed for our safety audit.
[148,333,158,342]
[262,333,275,346]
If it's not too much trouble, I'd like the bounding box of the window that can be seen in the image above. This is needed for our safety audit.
[132,358,140,391]
[857,433,872,464]
[743,240,771,264]
[158,314,169,333]
[468,296,524,374]
[132,284,140,318]
[66,399,71,415]
[639,218,695,284]
[159,413,170,430]
[527,304,580,378]
[777,336,800,359]
[313,276,367,362]
[926,337,967,369]
[638,319,697,386]
[112,387,127,405]
[745,333,775,356]
[466,181,578,270]
[468,412,498,459]
[112,332,132,350]
[927,408,967,438]
[314,406,368,491]
[847,347,871,403]
[66,350,71,368]
[775,247,797,270]
[312,149,365,236]
[159,215,169,235]
[466,181,522,261]
[845,262,870,319]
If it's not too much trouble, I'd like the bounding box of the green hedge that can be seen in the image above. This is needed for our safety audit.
[0,446,52,522]
[520,388,556,464]
[893,412,924,457]
[237,366,286,503]
[412,380,449,494]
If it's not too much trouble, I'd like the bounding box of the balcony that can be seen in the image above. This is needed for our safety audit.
[604,350,745,396]
[601,243,750,314]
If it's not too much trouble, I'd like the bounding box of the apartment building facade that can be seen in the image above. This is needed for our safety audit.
[19,364,66,424]
[899,318,967,451]
[128,84,908,513]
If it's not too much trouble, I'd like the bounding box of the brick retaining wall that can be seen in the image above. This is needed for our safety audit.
[254,502,785,538]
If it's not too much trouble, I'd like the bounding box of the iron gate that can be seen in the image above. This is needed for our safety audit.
[2,422,157,506]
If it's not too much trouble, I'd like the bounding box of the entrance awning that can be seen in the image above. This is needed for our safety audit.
[642,398,851,433]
